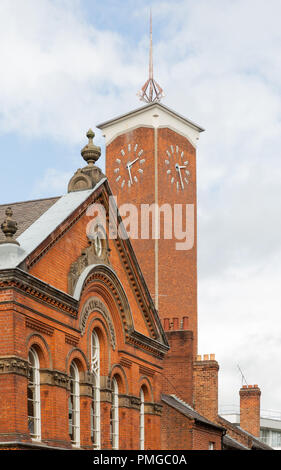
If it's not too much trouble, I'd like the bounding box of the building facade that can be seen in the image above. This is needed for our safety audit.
[0,103,272,450]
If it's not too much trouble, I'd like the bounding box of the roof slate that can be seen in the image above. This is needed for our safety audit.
[0,197,60,243]
[217,415,272,450]
[161,394,225,431]
[223,434,249,450]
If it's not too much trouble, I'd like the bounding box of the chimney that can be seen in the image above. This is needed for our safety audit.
[193,354,219,421]
[161,317,193,404]
[239,385,261,437]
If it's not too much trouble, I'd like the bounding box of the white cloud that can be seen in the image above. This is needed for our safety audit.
[31,168,73,197]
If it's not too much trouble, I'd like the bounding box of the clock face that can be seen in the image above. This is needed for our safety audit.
[113,143,146,189]
[164,145,190,190]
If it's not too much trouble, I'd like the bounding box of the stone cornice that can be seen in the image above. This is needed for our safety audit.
[0,268,78,317]
[25,317,54,336]
[127,330,169,359]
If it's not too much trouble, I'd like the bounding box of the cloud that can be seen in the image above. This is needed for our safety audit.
[0,0,146,143]
[30,168,73,198]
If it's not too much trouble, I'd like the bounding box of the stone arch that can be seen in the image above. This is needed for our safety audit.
[75,264,134,340]
[139,376,154,402]
[26,333,52,369]
[108,364,129,395]
[66,347,89,375]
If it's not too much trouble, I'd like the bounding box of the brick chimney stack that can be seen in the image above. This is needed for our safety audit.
[161,317,194,404]
[239,385,261,437]
[193,354,219,421]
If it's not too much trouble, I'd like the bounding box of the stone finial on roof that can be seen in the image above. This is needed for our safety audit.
[0,207,20,245]
[81,129,101,166]
[68,129,105,193]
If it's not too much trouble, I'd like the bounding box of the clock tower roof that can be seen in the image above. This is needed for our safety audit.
[96,102,204,148]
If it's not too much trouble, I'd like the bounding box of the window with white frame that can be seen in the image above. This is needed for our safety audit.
[209,441,215,450]
[91,330,101,449]
[110,377,119,449]
[27,348,41,440]
[140,387,145,450]
[69,362,80,447]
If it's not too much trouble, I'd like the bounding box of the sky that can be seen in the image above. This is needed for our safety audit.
[0,0,281,414]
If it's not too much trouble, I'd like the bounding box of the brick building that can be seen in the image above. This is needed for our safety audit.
[0,102,271,450]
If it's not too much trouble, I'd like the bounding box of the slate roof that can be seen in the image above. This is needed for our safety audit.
[0,182,108,270]
[223,434,249,450]
[236,425,272,450]
[0,197,60,243]
[217,415,272,450]
[162,394,225,431]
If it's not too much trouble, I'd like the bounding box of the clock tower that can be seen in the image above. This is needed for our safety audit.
[97,102,204,355]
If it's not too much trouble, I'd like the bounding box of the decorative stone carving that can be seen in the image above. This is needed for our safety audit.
[0,356,29,377]
[100,388,112,403]
[53,371,70,389]
[68,129,105,192]
[40,369,70,390]
[68,234,110,296]
[144,402,161,415]
[79,297,116,350]
[130,396,141,410]
[0,207,20,245]
[154,403,163,416]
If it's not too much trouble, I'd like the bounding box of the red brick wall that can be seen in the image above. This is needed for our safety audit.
[192,425,222,450]
[161,402,193,450]
[161,402,222,450]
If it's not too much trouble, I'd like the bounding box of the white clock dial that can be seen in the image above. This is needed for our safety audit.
[164,145,190,190]
[114,143,145,189]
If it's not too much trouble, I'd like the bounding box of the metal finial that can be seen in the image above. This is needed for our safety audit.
[137,10,164,103]
[1,207,20,245]
[81,128,101,166]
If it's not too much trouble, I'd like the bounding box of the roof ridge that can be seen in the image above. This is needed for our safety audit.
[170,394,193,409]
[0,195,61,208]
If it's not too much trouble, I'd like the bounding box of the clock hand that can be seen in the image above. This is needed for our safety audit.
[126,158,139,185]
[127,157,139,168]
[175,163,184,189]
[127,165,133,184]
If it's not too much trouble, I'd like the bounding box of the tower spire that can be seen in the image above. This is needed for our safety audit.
[137,10,164,103]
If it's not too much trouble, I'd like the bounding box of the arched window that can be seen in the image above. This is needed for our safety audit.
[140,387,145,450]
[110,377,119,449]
[69,361,80,447]
[27,348,41,440]
[91,330,100,449]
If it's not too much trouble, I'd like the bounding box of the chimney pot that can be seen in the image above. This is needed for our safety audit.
[182,316,189,330]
